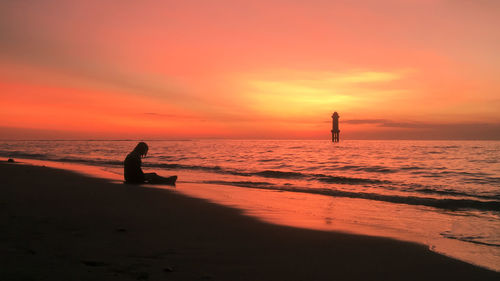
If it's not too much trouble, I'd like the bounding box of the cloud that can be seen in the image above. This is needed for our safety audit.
[343,119,500,139]
[343,119,390,125]
[142,112,203,120]
[343,119,433,128]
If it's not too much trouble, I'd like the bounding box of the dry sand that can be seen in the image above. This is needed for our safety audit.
[1,162,498,280]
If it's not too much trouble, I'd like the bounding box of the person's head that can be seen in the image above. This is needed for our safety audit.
[133,142,149,157]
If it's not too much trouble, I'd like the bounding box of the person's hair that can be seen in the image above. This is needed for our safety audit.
[133,142,149,157]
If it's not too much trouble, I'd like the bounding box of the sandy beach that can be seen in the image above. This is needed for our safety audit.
[1,161,498,281]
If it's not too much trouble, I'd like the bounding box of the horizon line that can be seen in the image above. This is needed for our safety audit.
[1,138,500,142]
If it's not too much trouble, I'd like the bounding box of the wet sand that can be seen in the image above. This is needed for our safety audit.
[1,162,498,280]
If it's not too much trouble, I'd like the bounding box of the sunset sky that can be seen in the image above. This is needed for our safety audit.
[1,0,499,139]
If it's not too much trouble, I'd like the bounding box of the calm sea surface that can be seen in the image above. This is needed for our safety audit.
[1,140,499,270]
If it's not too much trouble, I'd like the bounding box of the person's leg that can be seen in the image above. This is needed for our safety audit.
[144,173,157,182]
[145,173,177,185]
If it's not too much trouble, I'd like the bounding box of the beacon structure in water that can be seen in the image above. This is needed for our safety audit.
[331,112,340,142]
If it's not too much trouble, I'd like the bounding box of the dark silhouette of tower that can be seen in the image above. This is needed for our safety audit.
[331,112,340,142]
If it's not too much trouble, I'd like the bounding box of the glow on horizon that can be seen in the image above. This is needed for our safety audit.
[1,0,499,139]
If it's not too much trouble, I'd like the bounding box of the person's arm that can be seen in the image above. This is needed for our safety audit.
[136,157,145,182]
[124,154,145,183]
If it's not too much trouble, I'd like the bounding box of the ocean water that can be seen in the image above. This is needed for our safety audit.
[1,140,499,270]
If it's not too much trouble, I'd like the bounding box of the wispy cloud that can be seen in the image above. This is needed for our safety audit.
[142,112,203,120]
[343,119,390,125]
[345,118,500,132]
[343,119,430,128]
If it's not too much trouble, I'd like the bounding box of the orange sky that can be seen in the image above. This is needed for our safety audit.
[1,0,499,139]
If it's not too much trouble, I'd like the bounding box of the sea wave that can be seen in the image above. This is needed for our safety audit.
[203,180,500,212]
[3,150,498,203]
[440,231,500,247]
[413,187,500,201]
[336,165,397,173]
[0,152,385,185]
[0,151,124,166]
[413,170,500,185]
[0,151,428,184]
[0,150,51,159]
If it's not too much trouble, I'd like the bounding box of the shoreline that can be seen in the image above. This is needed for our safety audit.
[5,157,500,272]
[1,161,499,280]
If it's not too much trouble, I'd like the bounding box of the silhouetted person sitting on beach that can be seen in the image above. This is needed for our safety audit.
[124,142,177,185]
